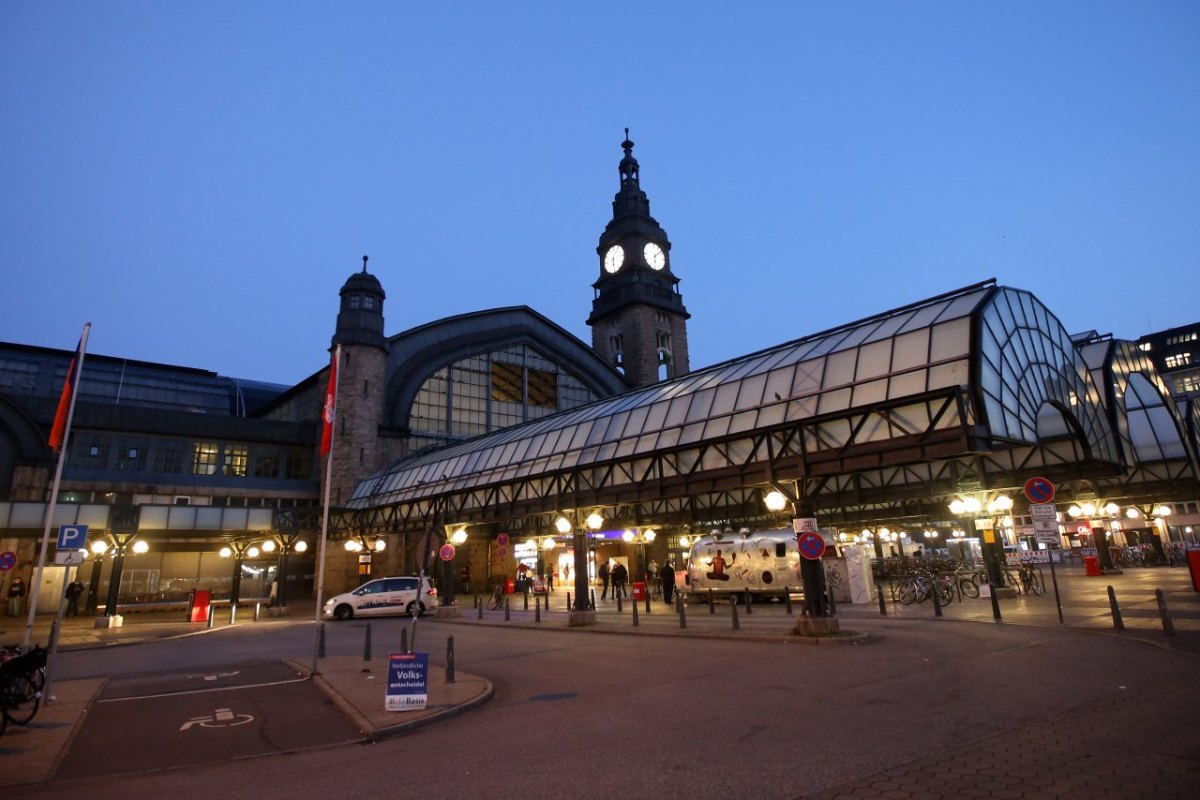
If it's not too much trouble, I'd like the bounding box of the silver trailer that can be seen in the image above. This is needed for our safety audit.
[684,529,802,601]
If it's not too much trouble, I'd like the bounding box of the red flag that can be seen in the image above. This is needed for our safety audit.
[48,338,83,453]
[320,349,338,457]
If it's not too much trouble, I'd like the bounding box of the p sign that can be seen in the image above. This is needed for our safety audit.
[57,524,88,550]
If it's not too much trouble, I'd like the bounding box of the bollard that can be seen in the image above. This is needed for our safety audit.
[709,588,715,614]
[931,576,943,618]
[535,598,541,623]
[987,579,1003,621]
[523,589,529,611]
[731,597,740,630]
[678,593,687,629]
[616,592,623,613]
[363,622,372,662]
[1107,585,1124,630]
[474,593,479,609]
[590,589,596,610]
[567,591,572,611]
[477,599,483,619]
[1155,589,1175,637]
[876,582,887,616]
[229,603,237,625]
[318,622,326,658]
[632,598,639,627]
[207,604,216,629]
[784,587,793,616]
[400,628,409,654]
[745,591,752,615]
[446,636,456,683]
[645,591,651,615]
[254,602,261,622]
[504,598,511,621]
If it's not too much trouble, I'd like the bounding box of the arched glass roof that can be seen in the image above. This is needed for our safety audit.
[348,281,1119,519]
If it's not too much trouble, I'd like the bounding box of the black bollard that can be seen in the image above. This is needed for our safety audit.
[477,599,483,619]
[504,597,511,621]
[987,579,1002,621]
[590,589,596,610]
[784,587,793,616]
[1155,588,1175,637]
[523,589,529,611]
[709,588,715,614]
[1107,585,1124,630]
[632,598,639,627]
[535,598,541,623]
[678,593,687,629]
[731,597,740,630]
[254,601,261,622]
[229,603,237,625]
[931,576,943,618]
[446,636,456,683]
[616,592,623,613]
[876,582,887,616]
[567,591,572,611]
[363,622,372,661]
[745,591,752,615]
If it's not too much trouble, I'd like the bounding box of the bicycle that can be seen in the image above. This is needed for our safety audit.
[0,645,46,731]
[487,584,505,611]
[1016,562,1044,596]
[648,576,662,601]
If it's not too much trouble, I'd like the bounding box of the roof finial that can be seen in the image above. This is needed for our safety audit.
[362,254,369,273]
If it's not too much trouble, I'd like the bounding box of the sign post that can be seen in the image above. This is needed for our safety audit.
[1024,479,1064,623]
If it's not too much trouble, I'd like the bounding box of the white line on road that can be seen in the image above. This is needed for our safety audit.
[97,675,311,703]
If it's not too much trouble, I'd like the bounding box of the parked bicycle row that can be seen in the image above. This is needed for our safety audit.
[0,643,46,738]
[879,561,1049,606]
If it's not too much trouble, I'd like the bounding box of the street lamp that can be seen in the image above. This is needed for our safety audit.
[343,534,387,585]
[257,533,307,610]
[101,533,148,617]
[219,540,265,607]
[949,493,1009,587]
[84,539,108,615]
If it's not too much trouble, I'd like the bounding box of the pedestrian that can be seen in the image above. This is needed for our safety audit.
[612,561,628,598]
[546,568,554,592]
[660,561,675,605]
[65,576,85,617]
[7,575,26,617]
[598,560,610,600]
[268,579,279,607]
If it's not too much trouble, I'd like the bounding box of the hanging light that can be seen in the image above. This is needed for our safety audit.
[585,512,604,531]
[1080,502,1096,517]
[763,490,788,512]
[451,528,468,545]
[219,546,233,558]
[1125,507,1141,519]
[261,540,276,553]
[247,546,260,558]
[344,540,361,552]
[679,535,690,548]
[1154,504,1173,517]
[1103,503,1120,517]
[131,540,149,554]
[374,538,387,552]
[1067,505,1083,518]
[555,516,573,534]
[294,540,308,553]
[90,540,109,556]
[542,538,556,550]
[622,530,635,543]
[643,529,656,542]
[948,499,966,515]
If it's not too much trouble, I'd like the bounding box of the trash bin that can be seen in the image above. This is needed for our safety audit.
[1083,556,1101,577]
[504,579,516,594]
[190,589,211,623]
[1186,549,1200,592]
[631,581,646,601]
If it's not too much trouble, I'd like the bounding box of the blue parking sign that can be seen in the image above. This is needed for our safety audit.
[57,524,88,550]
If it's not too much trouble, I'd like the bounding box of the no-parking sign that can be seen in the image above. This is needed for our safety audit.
[0,551,15,572]
[1023,477,1055,505]
[798,531,826,561]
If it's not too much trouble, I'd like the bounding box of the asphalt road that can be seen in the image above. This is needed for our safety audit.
[13,613,1200,799]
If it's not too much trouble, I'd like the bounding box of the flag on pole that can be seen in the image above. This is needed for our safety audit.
[48,337,85,452]
[320,348,339,457]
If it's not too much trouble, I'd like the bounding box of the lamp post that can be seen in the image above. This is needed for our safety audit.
[102,534,148,617]
[259,533,307,611]
[621,528,657,584]
[765,487,828,618]
[219,541,263,607]
[950,494,1009,588]
[343,534,387,585]
[85,539,108,615]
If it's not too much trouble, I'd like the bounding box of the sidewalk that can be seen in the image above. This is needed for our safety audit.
[2,563,1195,788]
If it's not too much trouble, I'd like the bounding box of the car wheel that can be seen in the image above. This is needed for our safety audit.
[406,601,425,616]
[333,604,353,620]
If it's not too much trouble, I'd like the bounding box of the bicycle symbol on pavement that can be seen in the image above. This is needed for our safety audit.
[179,707,255,731]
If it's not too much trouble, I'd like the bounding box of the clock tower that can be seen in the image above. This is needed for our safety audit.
[587,131,690,388]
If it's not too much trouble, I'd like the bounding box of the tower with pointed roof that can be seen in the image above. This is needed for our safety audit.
[587,131,690,388]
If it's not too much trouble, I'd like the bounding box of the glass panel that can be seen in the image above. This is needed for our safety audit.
[891,328,930,372]
[888,370,926,398]
[852,379,888,406]
[817,387,852,415]
[855,340,892,382]
[929,318,971,362]
[710,382,741,416]
[823,350,856,388]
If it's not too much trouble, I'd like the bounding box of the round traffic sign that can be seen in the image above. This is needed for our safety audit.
[1024,476,1055,504]
[797,531,826,561]
[439,543,456,562]
[496,533,510,546]
[0,551,15,571]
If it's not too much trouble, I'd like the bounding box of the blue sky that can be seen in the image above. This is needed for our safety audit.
[3,2,1198,385]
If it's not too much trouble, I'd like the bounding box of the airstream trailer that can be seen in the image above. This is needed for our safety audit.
[684,529,805,601]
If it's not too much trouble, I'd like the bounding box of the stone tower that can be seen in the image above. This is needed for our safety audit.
[587,131,690,387]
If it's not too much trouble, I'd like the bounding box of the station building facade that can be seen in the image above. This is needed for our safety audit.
[1,136,1198,614]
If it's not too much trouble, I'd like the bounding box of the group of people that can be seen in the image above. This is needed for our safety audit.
[596,558,676,604]
[6,574,87,617]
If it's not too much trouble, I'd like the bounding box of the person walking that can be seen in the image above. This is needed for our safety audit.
[660,561,675,605]
[65,576,85,617]
[598,560,610,600]
[612,561,628,598]
[7,575,26,617]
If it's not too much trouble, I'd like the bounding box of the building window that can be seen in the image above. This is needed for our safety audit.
[253,454,279,478]
[286,449,313,480]
[153,448,182,474]
[221,446,248,477]
[656,330,671,350]
[1165,352,1192,369]
[118,446,145,471]
[191,442,219,475]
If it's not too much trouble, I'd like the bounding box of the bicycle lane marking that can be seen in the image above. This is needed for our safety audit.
[54,661,364,781]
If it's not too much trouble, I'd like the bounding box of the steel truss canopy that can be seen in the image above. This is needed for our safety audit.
[345,280,1200,535]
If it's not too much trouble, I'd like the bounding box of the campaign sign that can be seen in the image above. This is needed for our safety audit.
[385,652,429,712]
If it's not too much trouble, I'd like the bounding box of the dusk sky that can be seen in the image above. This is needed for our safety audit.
[3,2,1198,386]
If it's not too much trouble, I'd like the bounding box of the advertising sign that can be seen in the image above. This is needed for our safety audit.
[385,652,429,712]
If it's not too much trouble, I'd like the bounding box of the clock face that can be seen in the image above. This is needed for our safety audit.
[644,242,666,270]
[604,245,625,274]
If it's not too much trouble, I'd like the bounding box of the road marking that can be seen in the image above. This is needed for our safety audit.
[184,670,241,681]
[98,675,310,704]
[179,707,255,731]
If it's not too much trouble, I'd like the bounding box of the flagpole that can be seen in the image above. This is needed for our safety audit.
[311,344,341,675]
[24,322,91,649]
